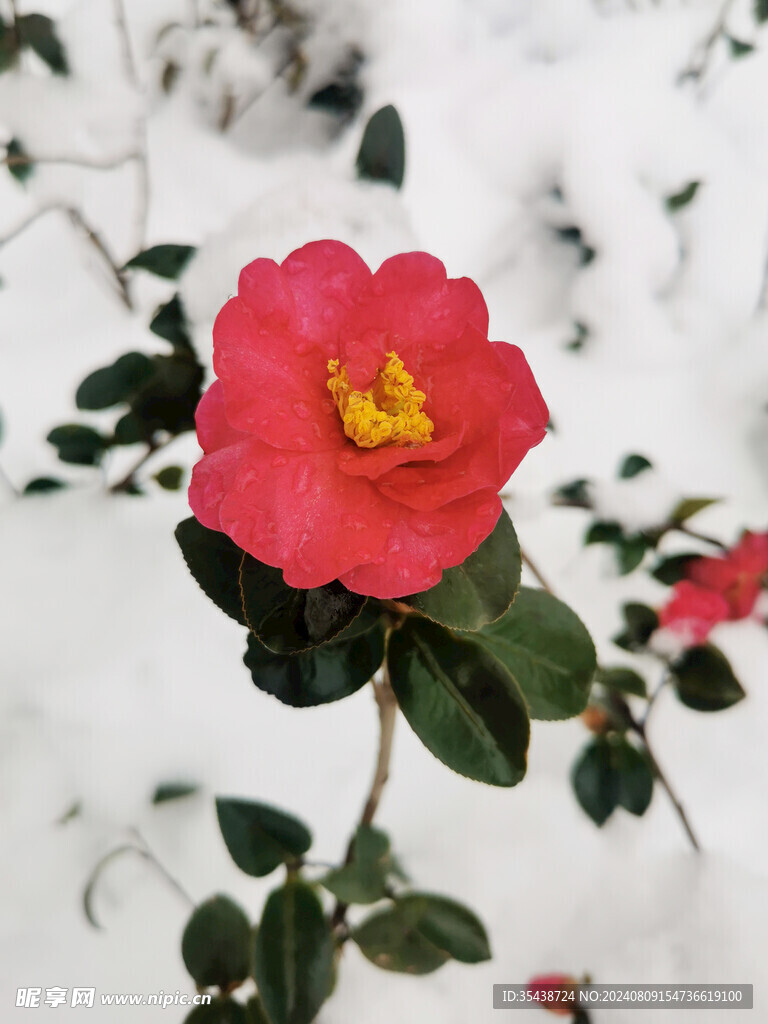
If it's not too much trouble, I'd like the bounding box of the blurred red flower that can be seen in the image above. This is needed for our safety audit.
[189,240,548,598]
[658,580,729,645]
[685,531,768,620]
[526,974,578,1016]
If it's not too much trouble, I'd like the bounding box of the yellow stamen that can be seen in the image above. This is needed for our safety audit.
[327,351,434,449]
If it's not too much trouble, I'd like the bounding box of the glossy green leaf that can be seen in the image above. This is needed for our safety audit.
[407,509,521,630]
[253,881,334,1024]
[596,666,647,698]
[184,999,248,1023]
[352,902,449,975]
[356,104,405,189]
[129,352,203,435]
[149,293,193,350]
[616,534,649,575]
[23,476,66,495]
[387,616,529,786]
[154,465,184,490]
[671,644,746,712]
[152,781,199,804]
[181,895,251,989]
[468,587,596,721]
[397,893,491,964]
[320,825,392,905]
[585,520,622,545]
[618,453,652,479]
[571,738,619,826]
[17,14,68,74]
[243,618,385,707]
[757,0,768,23]
[47,424,108,465]
[666,180,701,211]
[727,35,755,57]
[614,740,654,816]
[175,517,249,626]
[76,352,155,410]
[113,410,150,445]
[124,243,196,279]
[612,602,659,652]
[650,553,699,585]
[253,577,366,654]
[670,496,719,523]
[216,798,312,878]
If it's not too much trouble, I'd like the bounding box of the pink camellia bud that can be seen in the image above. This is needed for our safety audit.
[527,973,579,1016]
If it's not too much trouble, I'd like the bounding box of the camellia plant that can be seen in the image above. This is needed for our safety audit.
[173,240,599,1022]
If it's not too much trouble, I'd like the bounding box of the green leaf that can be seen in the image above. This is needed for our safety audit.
[124,243,196,279]
[184,1000,249,1024]
[757,0,768,23]
[76,352,155,410]
[17,14,68,74]
[154,465,184,490]
[387,616,530,786]
[596,666,647,698]
[650,552,699,585]
[253,880,334,1024]
[47,424,108,466]
[181,895,251,989]
[618,453,653,479]
[406,509,521,630]
[149,293,193,349]
[397,893,491,964]
[129,352,203,435]
[614,740,654,816]
[467,587,596,721]
[113,410,150,445]
[666,181,701,212]
[671,644,746,712]
[215,798,312,877]
[6,137,33,184]
[571,738,619,826]
[244,997,271,1024]
[612,602,659,652]
[0,18,20,72]
[565,320,589,352]
[320,825,392,905]
[356,104,405,189]
[175,517,249,626]
[152,781,199,804]
[615,534,649,575]
[253,577,366,654]
[727,35,755,57]
[352,893,490,972]
[670,496,719,523]
[23,476,66,495]
[585,520,623,545]
[243,617,385,707]
[553,478,591,507]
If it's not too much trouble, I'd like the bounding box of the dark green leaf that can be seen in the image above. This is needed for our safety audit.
[670,496,719,523]
[356,104,405,189]
[612,602,659,652]
[23,476,66,494]
[757,0,768,23]
[216,798,312,877]
[571,738,619,826]
[17,14,68,74]
[175,517,249,626]
[726,35,755,57]
[614,740,654,816]
[181,895,251,989]
[129,352,203,435]
[6,137,33,184]
[406,509,521,630]
[124,243,196,279]
[113,410,150,445]
[154,465,184,490]
[243,617,385,707]
[149,293,193,350]
[397,893,491,964]
[585,520,623,545]
[666,181,701,211]
[47,424,108,466]
[552,478,591,507]
[184,1000,248,1024]
[352,902,449,975]
[616,534,649,575]
[618,453,653,479]
[76,352,155,410]
[468,587,596,720]
[152,781,199,804]
[595,666,647,698]
[566,321,589,352]
[0,18,19,72]
[650,552,699,585]
[320,825,392,905]
[253,881,334,1024]
[671,644,746,712]
[244,997,271,1024]
[387,616,529,786]
[253,577,366,654]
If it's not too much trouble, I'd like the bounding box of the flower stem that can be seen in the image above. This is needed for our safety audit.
[520,545,554,594]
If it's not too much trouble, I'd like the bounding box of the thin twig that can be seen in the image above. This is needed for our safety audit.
[129,828,195,907]
[109,437,173,493]
[520,546,555,594]
[66,207,133,309]
[2,149,140,170]
[675,524,728,551]
[0,462,18,498]
[640,667,670,730]
[113,0,150,251]
[678,0,736,84]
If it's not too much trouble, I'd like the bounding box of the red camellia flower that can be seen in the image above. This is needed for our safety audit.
[657,580,729,646]
[189,240,548,599]
[526,974,578,1016]
[685,531,768,620]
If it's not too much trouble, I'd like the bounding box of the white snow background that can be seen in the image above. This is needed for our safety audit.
[1,0,767,1020]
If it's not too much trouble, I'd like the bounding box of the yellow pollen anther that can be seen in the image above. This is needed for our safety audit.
[327,351,434,449]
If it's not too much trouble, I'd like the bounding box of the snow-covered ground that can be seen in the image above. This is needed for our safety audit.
[1,0,767,1020]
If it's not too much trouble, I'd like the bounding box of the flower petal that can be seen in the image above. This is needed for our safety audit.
[195,379,250,453]
[217,442,390,589]
[189,439,256,531]
[338,491,502,599]
[335,430,463,480]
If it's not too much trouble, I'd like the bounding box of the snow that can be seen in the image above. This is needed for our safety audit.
[1,0,768,1021]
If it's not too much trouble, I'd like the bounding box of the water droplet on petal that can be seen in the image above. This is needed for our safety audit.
[292,436,310,450]
[322,306,336,323]
[271,454,288,467]
[294,465,311,493]
[295,340,312,355]
[267,521,278,535]
[342,514,368,532]
[293,401,311,420]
